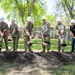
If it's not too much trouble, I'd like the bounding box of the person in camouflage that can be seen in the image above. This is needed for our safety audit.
[10,20,20,52]
[56,17,66,53]
[0,17,8,52]
[41,16,50,53]
[23,16,33,52]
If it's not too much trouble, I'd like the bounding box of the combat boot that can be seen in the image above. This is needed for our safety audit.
[13,49,17,52]
[14,49,17,52]
[25,50,27,53]
[58,50,60,53]
[47,50,49,53]
[29,50,33,53]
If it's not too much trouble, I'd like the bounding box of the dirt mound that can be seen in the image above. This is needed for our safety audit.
[0,51,75,66]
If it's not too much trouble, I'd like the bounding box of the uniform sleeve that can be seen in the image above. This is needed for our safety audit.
[4,23,8,30]
[56,25,58,30]
[15,24,18,31]
[64,25,66,36]
[47,23,50,32]
[31,23,34,32]
[32,23,34,28]
[2,23,8,33]
[10,25,12,34]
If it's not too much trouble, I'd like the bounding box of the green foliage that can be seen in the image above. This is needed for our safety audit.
[0,0,46,27]
[46,15,56,26]
[55,0,75,19]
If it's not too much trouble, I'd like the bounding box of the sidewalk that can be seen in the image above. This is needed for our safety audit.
[1,49,57,52]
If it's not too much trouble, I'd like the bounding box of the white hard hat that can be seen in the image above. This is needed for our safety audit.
[42,16,46,20]
[70,19,75,23]
[11,20,15,22]
[27,16,32,22]
[0,17,4,21]
[56,17,61,21]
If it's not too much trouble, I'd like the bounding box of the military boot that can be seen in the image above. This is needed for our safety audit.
[58,50,60,53]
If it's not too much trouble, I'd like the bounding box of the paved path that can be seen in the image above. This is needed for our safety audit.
[1,49,57,53]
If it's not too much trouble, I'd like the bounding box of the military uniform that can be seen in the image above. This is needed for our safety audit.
[56,23,66,52]
[0,22,8,51]
[41,22,50,52]
[10,24,20,51]
[23,22,33,52]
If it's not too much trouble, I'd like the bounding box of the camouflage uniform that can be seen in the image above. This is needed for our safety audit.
[23,22,33,52]
[41,22,50,52]
[0,22,8,51]
[56,23,66,52]
[10,24,20,51]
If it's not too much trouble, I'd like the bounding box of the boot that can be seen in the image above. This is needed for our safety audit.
[29,49,33,53]
[25,50,27,53]
[47,50,49,53]
[58,50,60,53]
[13,49,17,52]
[62,50,64,53]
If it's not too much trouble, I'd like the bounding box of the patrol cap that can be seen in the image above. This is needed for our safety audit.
[42,16,46,20]
[27,16,32,22]
[56,17,61,22]
[0,17,4,21]
[70,19,75,23]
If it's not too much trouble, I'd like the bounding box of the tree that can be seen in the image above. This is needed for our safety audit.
[0,0,46,26]
[56,0,75,19]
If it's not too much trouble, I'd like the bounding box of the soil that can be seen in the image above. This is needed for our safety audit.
[0,51,75,75]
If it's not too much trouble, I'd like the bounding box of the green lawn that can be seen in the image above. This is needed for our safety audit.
[2,38,71,52]
[50,63,75,75]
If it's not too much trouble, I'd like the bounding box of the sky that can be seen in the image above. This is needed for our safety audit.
[0,0,55,24]
[44,0,56,15]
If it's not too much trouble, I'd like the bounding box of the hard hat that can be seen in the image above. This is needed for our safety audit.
[42,16,46,20]
[0,17,4,21]
[11,20,15,22]
[27,16,32,22]
[56,17,61,21]
[70,19,75,23]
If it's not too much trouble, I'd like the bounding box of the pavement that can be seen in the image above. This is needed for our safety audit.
[1,49,57,52]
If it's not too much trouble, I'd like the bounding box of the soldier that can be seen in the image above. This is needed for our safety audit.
[41,16,50,53]
[10,20,20,52]
[70,19,75,52]
[0,17,8,52]
[23,16,33,52]
[56,17,66,53]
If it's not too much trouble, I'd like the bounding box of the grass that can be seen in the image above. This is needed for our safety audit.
[0,62,75,75]
[2,38,72,52]
[50,63,75,75]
